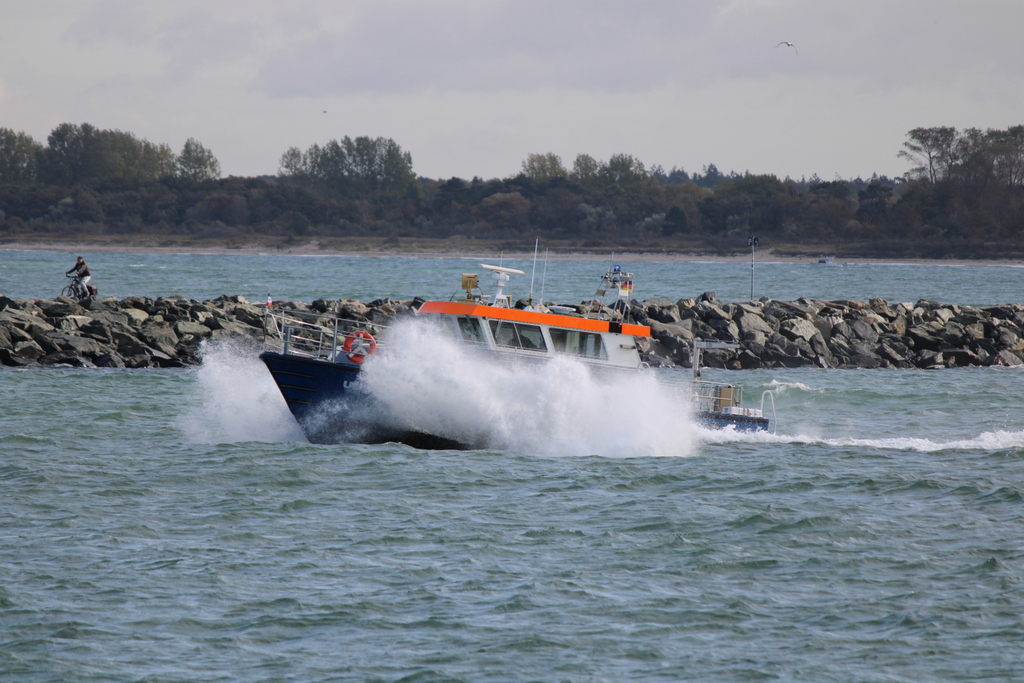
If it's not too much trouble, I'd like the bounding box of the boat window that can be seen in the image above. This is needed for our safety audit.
[490,320,515,348]
[488,320,548,351]
[549,328,607,359]
[455,316,484,344]
[517,324,546,351]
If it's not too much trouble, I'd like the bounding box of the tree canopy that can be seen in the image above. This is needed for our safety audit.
[176,138,221,182]
[278,135,416,199]
[0,128,43,184]
[39,123,176,187]
[2,122,1024,259]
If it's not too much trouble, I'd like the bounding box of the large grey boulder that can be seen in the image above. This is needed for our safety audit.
[779,318,820,344]
[987,349,1024,367]
[13,339,45,360]
[677,317,715,340]
[139,325,180,357]
[736,313,774,338]
[707,318,740,342]
[174,321,212,338]
[648,321,695,356]
[848,319,880,343]
[94,352,127,368]
[39,351,97,367]
[41,331,109,358]
[693,300,730,322]
[646,303,682,324]
[741,329,768,347]
[907,323,947,351]
[338,300,370,321]
[37,300,84,318]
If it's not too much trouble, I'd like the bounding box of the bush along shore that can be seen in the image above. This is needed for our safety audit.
[2,292,1024,370]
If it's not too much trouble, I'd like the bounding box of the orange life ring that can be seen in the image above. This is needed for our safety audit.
[342,330,377,363]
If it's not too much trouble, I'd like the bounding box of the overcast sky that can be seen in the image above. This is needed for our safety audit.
[3,1,1023,182]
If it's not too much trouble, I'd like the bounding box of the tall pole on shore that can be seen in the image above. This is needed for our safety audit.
[748,236,758,301]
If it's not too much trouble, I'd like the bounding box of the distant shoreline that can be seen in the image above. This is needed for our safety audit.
[2,240,1024,267]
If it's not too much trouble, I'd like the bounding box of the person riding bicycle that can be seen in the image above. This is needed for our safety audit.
[65,256,92,297]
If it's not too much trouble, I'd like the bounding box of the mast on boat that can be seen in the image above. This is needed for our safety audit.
[691,340,738,381]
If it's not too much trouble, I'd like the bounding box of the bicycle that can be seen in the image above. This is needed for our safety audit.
[61,273,89,300]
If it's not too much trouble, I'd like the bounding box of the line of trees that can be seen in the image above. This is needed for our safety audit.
[0,124,220,187]
[1,123,1023,257]
[898,126,1024,187]
[278,136,417,200]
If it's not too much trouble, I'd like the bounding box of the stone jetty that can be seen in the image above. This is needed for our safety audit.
[2,292,1023,369]
[629,292,1024,370]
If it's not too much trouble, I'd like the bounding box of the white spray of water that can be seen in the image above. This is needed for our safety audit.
[179,332,1021,456]
[765,379,820,395]
[357,320,699,457]
[697,421,1024,453]
[182,338,305,443]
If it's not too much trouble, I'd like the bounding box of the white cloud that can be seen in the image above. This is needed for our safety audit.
[1,0,1023,180]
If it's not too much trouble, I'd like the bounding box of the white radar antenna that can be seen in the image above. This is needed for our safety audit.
[480,264,525,308]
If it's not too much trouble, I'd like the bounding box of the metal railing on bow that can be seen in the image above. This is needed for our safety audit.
[691,380,745,414]
[262,306,387,362]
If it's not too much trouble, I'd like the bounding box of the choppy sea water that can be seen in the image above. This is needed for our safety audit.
[3,249,1024,681]
[3,248,1024,305]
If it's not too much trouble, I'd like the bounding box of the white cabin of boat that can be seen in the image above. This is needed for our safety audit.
[416,264,651,369]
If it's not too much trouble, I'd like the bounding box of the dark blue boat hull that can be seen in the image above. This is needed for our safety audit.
[259,351,360,422]
[695,411,770,432]
[259,351,469,449]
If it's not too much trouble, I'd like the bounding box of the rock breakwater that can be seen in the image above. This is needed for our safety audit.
[630,292,1024,370]
[2,292,1023,370]
[0,294,278,368]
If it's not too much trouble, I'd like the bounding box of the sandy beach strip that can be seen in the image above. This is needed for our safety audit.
[2,240,1023,267]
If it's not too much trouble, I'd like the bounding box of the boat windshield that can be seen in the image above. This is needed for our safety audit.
[549,328,607,360]
[455,316,485,344]
[488,320,547,351]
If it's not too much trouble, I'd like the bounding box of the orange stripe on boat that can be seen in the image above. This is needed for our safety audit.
[418,301,651,337]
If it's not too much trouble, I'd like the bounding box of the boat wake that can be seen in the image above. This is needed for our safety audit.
[184,338,306,443]
[764,379,821,395]
[699,423,1024,453]
[339,320,700,458]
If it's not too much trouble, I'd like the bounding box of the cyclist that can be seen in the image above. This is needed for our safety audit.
[65,256,92,298]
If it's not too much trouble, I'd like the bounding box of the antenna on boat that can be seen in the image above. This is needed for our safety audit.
[539,248,549,308]
[528,238,539,306]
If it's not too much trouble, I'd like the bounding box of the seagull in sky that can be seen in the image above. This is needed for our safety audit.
[776,41,798,56]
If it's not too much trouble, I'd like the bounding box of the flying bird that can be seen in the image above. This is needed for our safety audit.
[776,41,798,56]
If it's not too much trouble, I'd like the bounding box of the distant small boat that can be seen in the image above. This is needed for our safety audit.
[817,256,836,265]
[690,340,772,432]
